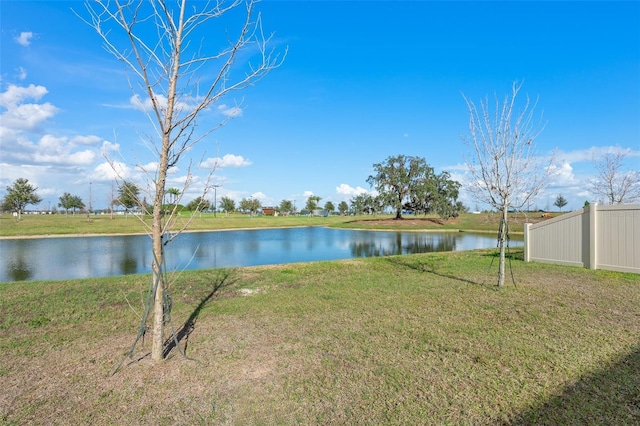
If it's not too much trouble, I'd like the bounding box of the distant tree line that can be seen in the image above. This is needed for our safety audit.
[2,148,637,222]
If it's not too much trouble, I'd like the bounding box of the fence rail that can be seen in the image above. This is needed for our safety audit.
[524,204,639,274]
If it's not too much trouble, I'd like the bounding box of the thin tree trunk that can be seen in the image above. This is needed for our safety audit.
[150,164,168,361]
[497,205,508,287]
[150,0,186,362]
[150,131,173,361]
[150,208,164,361]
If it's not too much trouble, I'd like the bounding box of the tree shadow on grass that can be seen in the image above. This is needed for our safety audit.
[505,346,640,425]
[162,269,238,359]
[480,247,525,261]
[385,256,486,287]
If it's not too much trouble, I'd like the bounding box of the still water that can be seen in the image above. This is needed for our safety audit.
[0,227,522,282]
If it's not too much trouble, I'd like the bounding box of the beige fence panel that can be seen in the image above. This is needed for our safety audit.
[525,204,639,274]
[595,205,640,273]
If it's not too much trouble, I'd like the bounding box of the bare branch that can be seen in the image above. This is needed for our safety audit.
[77,0,285,362]
[461,81,554,287]
[590,149,640,204]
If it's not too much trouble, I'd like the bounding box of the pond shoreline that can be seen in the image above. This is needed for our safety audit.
[0,228,520,282]
[0,226,508,240]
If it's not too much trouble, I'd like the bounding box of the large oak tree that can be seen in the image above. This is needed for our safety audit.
[367,155,462,220]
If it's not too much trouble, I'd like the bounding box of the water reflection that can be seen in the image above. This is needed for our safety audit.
[350,232,457,257]
[6,240,33,281]
[0,228,521,282]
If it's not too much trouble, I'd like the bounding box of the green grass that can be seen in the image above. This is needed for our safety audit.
[0,212,358,237]
[1,249,638,424]
[0,211,554,237]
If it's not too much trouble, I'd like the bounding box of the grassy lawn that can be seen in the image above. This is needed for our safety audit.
[1,248,638,424]
[0,212,357,237]
[0,211,552,237]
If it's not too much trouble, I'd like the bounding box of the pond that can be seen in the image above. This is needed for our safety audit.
[0,227,522,282]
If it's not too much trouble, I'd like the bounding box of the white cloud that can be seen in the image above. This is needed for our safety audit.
[1,102,58,132]
[303,190,314,197]
[101,141,120,154]
[251,191,267,201]
[557,145,640,164]
[0,85,58,133]
[26,135,95,165]
[38,134,67,153]
[0,84,47,107]
[201,154,252,169]
[139,162,159,173]
[92,161,132,181]
[70,135,102,147]
[34,149,96,165]
[129,93,155,111]
[15,31,34,47]
[217,104,243,118]
[16,67,27,80]
[218,189,244,202]
[129,92,192,113]
[335,183,369,196]
[548,161,576,187]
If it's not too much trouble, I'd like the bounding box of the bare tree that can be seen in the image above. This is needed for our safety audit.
[79,0,284,362]
[461,81,554,287]
[590,150,640,204]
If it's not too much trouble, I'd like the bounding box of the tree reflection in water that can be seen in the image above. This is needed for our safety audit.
[350,232,456,258]
[0,229,520,282]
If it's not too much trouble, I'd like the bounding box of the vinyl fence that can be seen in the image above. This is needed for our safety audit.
[524,204,639,274]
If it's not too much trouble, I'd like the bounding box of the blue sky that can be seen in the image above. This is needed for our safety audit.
[1,0,639,212]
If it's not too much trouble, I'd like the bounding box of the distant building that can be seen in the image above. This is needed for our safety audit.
[262,207,277,216]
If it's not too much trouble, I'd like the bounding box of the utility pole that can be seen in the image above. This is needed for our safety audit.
[88,181,93,221]
[213,184,220,217]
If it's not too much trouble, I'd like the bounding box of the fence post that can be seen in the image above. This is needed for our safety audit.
[524,223,531,262]
[588,203,597,270]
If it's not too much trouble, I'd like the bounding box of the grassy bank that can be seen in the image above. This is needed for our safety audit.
[1,249,638,424]
[0,212,356,237]
[0,211,550,237]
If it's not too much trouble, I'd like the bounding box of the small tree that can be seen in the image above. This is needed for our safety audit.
[118,181,140,215]
[324,201,335,214]
[554,194,568,212]
[186,196,210,212]
[219,196,236,217]
[338,201,349,215]
[79,0,284,363]
[248,198,262,216]
[239,197,261,216]
[590,150,640,204]
[305,195,321,213]
[2,178,42,220]
[59,192,85,217]
[462,81,554,287]
[350,193,376,215]
[278,199,293,215]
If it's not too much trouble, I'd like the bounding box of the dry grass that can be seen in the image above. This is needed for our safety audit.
[1,250,638,425]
